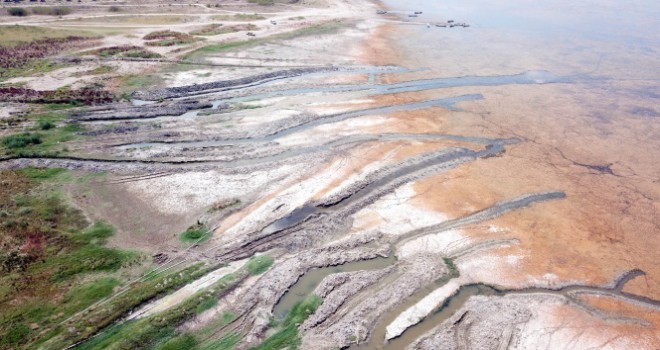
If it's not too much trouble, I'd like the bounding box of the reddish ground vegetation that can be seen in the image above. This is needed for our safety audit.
[0,36,95,77]
[0,87,115,105]
[143,30,198,46]
[92,45,162,59]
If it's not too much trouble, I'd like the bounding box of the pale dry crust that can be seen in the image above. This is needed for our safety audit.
[518,297,660,349]
[575,293,660,328]
[312,138,481,202]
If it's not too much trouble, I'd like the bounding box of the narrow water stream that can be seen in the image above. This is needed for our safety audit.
[350,285,498,350]
[273,255,397,319]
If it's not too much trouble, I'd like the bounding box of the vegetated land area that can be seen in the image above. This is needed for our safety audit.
[0,0,658,350]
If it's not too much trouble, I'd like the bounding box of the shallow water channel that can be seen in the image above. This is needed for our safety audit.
[273,255,396,319]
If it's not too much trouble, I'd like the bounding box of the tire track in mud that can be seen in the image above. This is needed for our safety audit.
[133,66,411,100]
[0,132,508,174]
[107,94,483,144]
[206,136,519,264]
[393,191,567,246]
[170,70,567,106]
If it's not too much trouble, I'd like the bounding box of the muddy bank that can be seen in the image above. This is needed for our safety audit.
[133,67,341,100]
[74,100,213,121]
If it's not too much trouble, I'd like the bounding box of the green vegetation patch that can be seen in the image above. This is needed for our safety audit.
[2,132,42,149]
[75,270,247,350]
[0,109,86,157]
[0,170,138,349]
[180,224,212,244]
[195,298,218,315]
[200,332,242,350]
[44,262,212,349]
[250,295,322,350]
[247,255,274,275]
[154,333,197,350]
[18,167,66,180]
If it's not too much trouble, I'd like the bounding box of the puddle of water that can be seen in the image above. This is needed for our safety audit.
[261,204,317,236]
[273,255,397,319]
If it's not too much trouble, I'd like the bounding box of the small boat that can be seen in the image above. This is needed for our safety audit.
[448,20,455,23]
[377,10,387,14]
[414,11,423,14]
[408,14,418,17]
[435,23,447,27]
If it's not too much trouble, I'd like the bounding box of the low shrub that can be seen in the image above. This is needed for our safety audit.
[2,132,42,149]
[143,30,198,47]
[8,8,28,17]
[247,255,274,275]
[31,7,73,16]
[180,226,211,244]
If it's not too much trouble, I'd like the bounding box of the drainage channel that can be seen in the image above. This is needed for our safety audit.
[273,255,397,319]
[349,284,496,350]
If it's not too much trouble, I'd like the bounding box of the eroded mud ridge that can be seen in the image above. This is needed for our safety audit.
[6,62,657,350]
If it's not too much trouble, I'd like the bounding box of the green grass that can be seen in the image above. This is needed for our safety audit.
[0,26,95,47]
[180,225,212,244]
[74,270,247,350]
[199,332,242,350]
[0,170,142,349]
[0,107,88,157]
[18,167,66,180]
[195,298,218,315]
[2,133,42,149]
[250,295,322,350]
[60,278,121,314]
[154,334,197,350]
[247,255,273,275]
[119,74,163,93]
[43,263,211,350]
[0,59,64,82]
[0,124,82,157]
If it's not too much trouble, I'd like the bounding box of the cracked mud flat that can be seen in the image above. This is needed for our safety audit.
[2,0,658,349]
